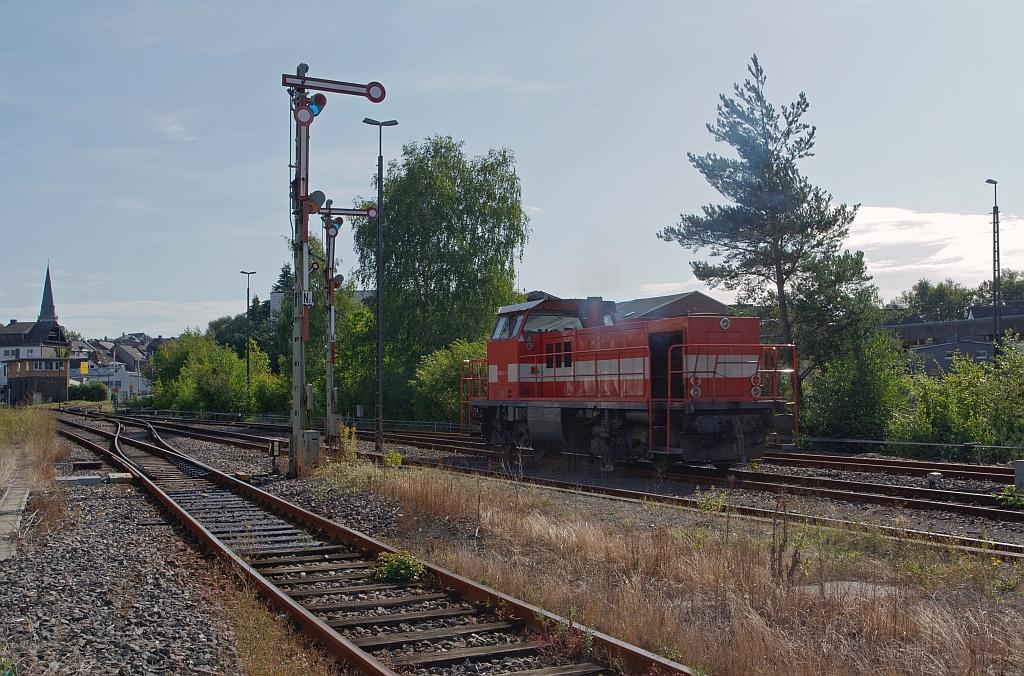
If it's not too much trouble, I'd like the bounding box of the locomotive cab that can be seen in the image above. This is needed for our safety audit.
[463,296,796,470]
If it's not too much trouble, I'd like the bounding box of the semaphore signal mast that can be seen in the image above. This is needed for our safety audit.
[283,63,384,477]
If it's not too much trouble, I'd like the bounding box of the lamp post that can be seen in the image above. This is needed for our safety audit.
[240,270,256,389]
[362,117,397,455]
[986,179,1000,340]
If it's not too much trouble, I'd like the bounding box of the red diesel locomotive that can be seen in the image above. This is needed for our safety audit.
[460,295,797,469]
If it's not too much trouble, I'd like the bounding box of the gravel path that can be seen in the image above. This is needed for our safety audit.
[0,439,239,675]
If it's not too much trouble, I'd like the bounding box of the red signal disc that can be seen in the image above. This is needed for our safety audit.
[365,82,386,103]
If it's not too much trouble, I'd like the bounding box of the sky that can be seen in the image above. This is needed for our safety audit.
[1,1,1022,339]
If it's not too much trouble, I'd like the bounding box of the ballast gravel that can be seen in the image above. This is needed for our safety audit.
[0,478,239,675]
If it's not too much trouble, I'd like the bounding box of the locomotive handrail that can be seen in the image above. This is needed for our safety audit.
[665,343,798,450]
[460,358,489,434]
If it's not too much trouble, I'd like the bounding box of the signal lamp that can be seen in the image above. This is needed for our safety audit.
[750,373,762,386]
[689,375,701,387]
[333,273,344,288]
[308,190,326,214]
[689,387,701,398]
[750,386,762,398]
[309,93,328,116]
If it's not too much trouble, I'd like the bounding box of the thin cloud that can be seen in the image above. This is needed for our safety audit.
[524,205,545,215]
[847,206,1024,301]
[144,112,198,141]
[407,72,565,93]
[639,282,691,295]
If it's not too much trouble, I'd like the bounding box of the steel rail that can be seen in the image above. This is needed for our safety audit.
[57,417,692,676]
[649,466,1023,521]
[762,451,1013,482]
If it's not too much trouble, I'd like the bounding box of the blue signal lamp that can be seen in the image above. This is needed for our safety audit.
[309,93,327,116]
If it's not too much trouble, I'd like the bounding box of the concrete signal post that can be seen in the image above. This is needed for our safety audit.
[282,64,385,477]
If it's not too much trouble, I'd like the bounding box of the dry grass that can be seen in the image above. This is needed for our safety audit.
[316,460,1024,676]
[210,562,345,676]
[0,407,68,533]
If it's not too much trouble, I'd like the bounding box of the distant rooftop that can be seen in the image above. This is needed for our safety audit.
[615,291,729,320]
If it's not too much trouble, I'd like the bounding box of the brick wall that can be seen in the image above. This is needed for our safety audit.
[8,376,68,405]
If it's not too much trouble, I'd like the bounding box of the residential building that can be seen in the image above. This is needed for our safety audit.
[912,341,994,376]
[74,362,151,399]
[114,344,148,372]
[146,335,173,358]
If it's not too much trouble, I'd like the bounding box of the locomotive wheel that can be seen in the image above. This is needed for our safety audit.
[516,432,534,454]
[651,454,671,473]
[491,429,513,456]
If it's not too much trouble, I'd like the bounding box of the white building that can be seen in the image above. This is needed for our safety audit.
[72,362,152,399]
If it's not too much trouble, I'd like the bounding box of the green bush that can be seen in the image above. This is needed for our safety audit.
[150,331,289,414]
[382,448,402,467]
[68,382,110,402]
[374,550,425,582]
[409,338,487,421]
[803,332,1024,461]
[802,332,909,446]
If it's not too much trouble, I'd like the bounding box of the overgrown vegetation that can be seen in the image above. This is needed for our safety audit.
[993,486,1024,510]
[409,338,487,421]
[804,332,1024,458]
[149,330,289,414]
[0,408,68,533]
[345,463,1024,675]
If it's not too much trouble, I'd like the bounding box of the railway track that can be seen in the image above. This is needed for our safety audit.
[760,450,1013,483]
[77,412,1022,521]
[56,415,687,676]
[69,412,1024,561]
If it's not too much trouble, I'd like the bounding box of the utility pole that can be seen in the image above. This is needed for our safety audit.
[282,65,385,476]
[240,270,256,390]
[363,118,398,455]
[986,178,1000,341]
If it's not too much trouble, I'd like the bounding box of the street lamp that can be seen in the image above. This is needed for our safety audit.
[240,270,256,389]
[362,117,397,455]
[986,179,1000,340]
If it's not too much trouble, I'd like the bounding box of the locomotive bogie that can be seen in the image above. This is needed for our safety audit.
[473,401,778,467]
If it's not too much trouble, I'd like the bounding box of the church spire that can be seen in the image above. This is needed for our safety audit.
[38,266,57,322]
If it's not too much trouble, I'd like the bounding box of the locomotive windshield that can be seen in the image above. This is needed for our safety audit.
[491,312,525,340]
[522,311,584,333]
